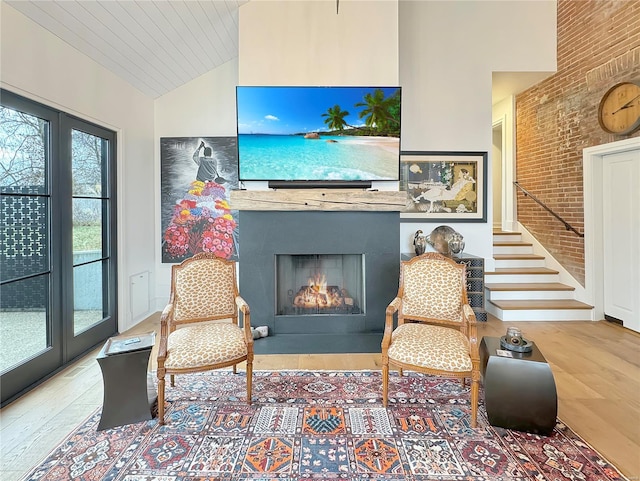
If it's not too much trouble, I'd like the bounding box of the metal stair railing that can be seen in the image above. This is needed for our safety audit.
[513,181,584,238]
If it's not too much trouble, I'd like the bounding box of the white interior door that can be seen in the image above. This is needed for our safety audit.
[602,149,640,332]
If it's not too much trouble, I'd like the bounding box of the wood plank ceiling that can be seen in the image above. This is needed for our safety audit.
[5,0,248,99]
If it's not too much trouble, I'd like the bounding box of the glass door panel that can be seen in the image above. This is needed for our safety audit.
[0,98,60,403]
[0,195,49,281]
[71,129,109,337]
[72,198,104,262]
[0,91,117,404]
[66,122,116,359]
[73,261,105,335]
[0,106,48,194]
[0,276,50,373]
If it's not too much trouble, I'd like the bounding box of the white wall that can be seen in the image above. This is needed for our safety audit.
[153,0,557,307]
[1,2,156,332]
[238,0,399,86]
[153,0,402,307]
[398,0,556,266]
[154,60,239,306]
[235,0,556,264]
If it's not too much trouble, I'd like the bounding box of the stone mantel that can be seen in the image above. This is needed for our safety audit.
[230,189,406,211]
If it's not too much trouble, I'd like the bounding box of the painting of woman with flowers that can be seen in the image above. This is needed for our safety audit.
[160,137,239,263]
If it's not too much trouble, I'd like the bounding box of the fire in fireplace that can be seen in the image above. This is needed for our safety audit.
[292,274,355,310]
[276,254,363,315]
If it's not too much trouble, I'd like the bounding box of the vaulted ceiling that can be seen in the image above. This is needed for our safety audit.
[6,0,248,98]
[6,0,548,102]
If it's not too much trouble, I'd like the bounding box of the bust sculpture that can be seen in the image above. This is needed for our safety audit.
[426,225,465,257]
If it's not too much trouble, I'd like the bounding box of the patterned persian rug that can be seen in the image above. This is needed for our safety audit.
[23,370,626,481]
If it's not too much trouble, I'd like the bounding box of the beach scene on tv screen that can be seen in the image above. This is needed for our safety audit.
[237,86,401,181]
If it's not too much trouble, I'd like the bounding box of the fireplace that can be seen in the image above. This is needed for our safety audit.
[238,210,400,353]
[276,254,364,315]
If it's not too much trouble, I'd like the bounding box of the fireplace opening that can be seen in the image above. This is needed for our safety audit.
[276,254,364,315]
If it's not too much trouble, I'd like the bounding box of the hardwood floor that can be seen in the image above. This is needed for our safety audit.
[1,313,638,480]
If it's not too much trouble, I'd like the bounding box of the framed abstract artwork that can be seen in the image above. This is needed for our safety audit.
[160,137,239,263]
[400,151,488,222]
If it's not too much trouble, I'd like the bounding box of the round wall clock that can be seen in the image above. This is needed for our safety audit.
[598,82,640,135]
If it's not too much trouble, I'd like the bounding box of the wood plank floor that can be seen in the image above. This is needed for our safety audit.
[1,313,639,480]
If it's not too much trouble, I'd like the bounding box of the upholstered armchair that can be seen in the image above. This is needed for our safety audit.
[156,253,253,425]
[381,252,480,428]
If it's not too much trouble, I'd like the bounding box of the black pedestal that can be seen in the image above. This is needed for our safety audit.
[96,332,156,430]
[480,336,557,435]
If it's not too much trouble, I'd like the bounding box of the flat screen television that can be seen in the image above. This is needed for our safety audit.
[236,86,401,188]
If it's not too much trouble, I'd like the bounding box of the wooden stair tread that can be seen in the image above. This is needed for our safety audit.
[488,299,593,310]
[485,282,575,291]
[494,254,545,260]
[489,229,594,319]
[486,267,559,275]
[493,241,532,246]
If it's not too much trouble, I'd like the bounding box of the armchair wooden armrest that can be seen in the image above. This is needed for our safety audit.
[462,303,480,358]
[236,295,253,345]
[157,303,174,360]
[236,295,250,315]
[382,297,402,349]
[462,303,476,325]
[386,296,402,317]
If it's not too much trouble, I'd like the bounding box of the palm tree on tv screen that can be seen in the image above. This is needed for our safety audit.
[355,88,400,136]
[319,88,401,137]
[321,105,350,132]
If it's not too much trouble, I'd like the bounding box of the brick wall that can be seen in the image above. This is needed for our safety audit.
[515,0,640,285]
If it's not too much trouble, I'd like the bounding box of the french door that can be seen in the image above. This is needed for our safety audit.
[0,90,118,405]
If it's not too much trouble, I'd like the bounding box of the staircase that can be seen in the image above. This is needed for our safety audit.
[485,230,593,321]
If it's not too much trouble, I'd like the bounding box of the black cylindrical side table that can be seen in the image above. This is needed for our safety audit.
[96,331,156,431]
[480,336,557,435]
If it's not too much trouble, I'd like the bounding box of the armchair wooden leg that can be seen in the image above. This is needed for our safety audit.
[470,377,479,428]
[233,364,237,374]
[158,376,165,425]
[246,358,253,405]
[170,374,175,387]
[382,362,389,407]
